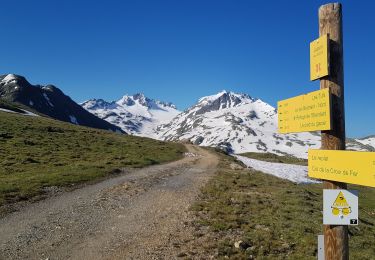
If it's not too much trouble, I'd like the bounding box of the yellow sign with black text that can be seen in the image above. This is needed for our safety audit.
[308,149,375,188]
[278,88,331,133]
[310,34,329,81]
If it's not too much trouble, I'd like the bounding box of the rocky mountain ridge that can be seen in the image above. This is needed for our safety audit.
[0,74,123,133]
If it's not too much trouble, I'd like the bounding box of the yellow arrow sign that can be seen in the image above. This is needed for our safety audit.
[308,149,375,187]
[278,88,331,134]
[310,34,330,81]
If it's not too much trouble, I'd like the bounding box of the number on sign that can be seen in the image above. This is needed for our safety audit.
[316,63,321,73]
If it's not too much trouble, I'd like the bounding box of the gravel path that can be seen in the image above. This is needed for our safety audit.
[0,145,218,260]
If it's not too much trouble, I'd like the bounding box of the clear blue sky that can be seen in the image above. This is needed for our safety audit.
[1,0,374,137]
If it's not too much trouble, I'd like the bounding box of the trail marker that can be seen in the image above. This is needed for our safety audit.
[308,149,375,188]
[278,88,331,133]
[310,34,329,81]
[323,190,358,225]
[318,4,348,259]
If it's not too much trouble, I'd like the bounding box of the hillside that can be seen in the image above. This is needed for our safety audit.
[0,74,123,133]
[179,151,375,259]
[157,91,323,158]
[0,110,185,209]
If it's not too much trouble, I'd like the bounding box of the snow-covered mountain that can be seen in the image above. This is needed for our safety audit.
[156,90,324,158]
[81,93,180,136]
[355,136,375,149]
[82,90,374,158]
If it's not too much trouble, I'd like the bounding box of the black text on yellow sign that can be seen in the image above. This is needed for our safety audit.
[310,34,330,81]
[278,88,332,134]
[308,149,375,188]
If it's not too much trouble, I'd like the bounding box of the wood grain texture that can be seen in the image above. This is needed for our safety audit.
[319,3,349,260]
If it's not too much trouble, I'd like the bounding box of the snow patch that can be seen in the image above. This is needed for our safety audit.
[0,108,38,117]
[43,93,54,107]
[69,115,79,125]
[1,74,17,84]
[356,137,375,149]
[234,155,320,184]
[184,152,200,157]
[0,108,17,114]
[29,100,34,106]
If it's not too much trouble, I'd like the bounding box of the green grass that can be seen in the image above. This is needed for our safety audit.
[0,99,26,114]
[0,111,186,207]
[191,153,375,259]
[239,152,308,166]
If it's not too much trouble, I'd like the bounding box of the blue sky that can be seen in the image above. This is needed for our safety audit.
[1,0,375,137]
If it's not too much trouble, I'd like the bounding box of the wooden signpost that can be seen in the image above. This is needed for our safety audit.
[276,3,369,259]
[318,4,348,260]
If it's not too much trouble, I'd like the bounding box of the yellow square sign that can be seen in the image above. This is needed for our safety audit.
[310,34,329,81]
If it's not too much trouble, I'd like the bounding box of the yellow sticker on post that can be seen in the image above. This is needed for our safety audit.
[310,34,329,81]
[308,149,375,188]
[278,88,331,134]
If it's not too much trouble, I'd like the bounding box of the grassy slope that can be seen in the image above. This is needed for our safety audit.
[239,152,308,166]
[191,152,375,259]
[0,99,26,114]
[0,111,186,206]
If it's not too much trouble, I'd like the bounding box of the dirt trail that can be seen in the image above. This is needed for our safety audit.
[0,145,218,260]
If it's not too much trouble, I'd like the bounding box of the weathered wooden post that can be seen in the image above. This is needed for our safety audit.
[319,3,348,259]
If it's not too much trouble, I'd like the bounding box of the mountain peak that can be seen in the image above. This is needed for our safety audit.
[0,74,31,87]
[116,93,177,110]
[82,93,180,136]
[198,90,254,104]
[1,74,18,84]
[0,74,123,133]
[192,90,257,116]
[81,98,116,110]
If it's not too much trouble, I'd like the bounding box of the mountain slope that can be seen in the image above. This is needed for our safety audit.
[0,74,123,133]
[157,90,374,158]
[81,93,180,137]
[80,89,374,158]
[0,109,185,208]
[354,135,375,150]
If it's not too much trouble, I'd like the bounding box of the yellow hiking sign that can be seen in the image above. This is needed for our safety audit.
[332,191,349,207]
[331,191,351,217]
[323,189,358,225]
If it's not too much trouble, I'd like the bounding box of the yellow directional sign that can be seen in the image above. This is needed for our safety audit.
[278,88,331,133]
[308,149,375,188]
[310,34,329,81]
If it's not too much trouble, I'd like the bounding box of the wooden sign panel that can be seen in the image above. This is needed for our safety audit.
[310,34,329,81]
[278,88,331,133]
[308,149,375,188]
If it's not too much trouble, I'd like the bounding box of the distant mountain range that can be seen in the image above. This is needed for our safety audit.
[1,74,373,158]
[82,89,375,158]
[0,74,123,133]
[81,93,179,137]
